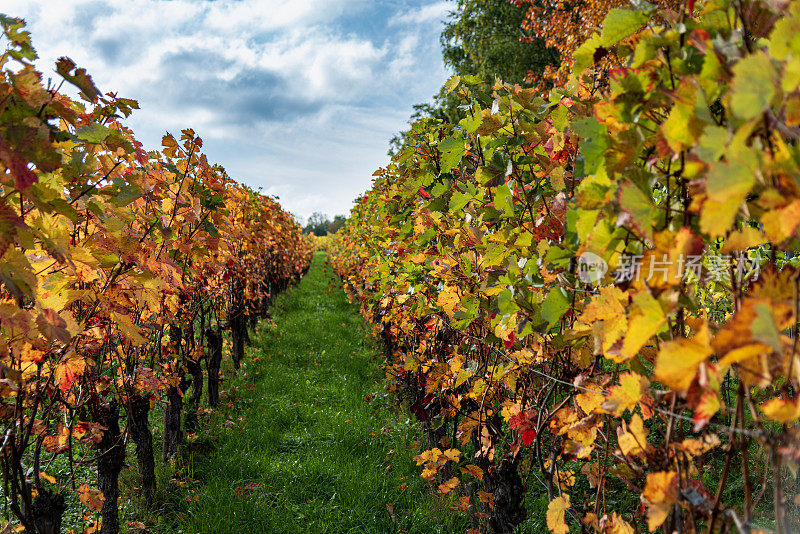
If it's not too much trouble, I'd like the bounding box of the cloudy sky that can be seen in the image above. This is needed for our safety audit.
[3,0,453,222]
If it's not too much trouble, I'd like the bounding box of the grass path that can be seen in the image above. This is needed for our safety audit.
[156,252,464,533]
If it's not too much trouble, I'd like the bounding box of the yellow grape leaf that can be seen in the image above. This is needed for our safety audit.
[39,471,56,484]
[654,319,712,394]
[618,413,650,456]
[0,378,18,399]
[571,342,594,369]
[511,348,537,365]
[602,512,635,534]
[616,291,665,362]
[717,343,770,369]
[760,396,800,423]
[409,252,427,264]
[721,226,768,253]
[554,469,576,491]
[436,285,464,318]
[642,471,678,531]
[546,495,570,534]
[577,286,627,322]
[602,372,649,416]
[438,477,459,494]
[421,465,438,480]
[577,285,627,352]
[575,385,605,415]
[111,312,147,345]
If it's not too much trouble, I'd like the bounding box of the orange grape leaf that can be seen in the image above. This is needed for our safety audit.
[546,495,570,534]
[760,199,800,242]
[642,471,678,531]
[71,421,105,444]
[442,448,461,462]
[78,485,105,512]
[42,425,70,454]
[690,389,721,431]
[721,226,768,253]
[654,320,712,394]
[713,298,792,354]
[54,350,86,392]
[460,464,484,481]
[760,396,800,423]
[438,477,459,494]
[476,490,494,505]
[20,342,45,364]
[673,434,721,456]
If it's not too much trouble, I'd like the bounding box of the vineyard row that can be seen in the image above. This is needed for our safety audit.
[331,2,800,533]
[0,16,313,534]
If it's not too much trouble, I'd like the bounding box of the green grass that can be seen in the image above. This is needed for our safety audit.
[146,252,466,533]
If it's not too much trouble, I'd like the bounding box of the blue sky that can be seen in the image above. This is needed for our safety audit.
[4,0,453,222]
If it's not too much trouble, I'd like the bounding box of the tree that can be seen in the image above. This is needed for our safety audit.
[441,0,558,87]
[304,212,330,236]
[389,0,558,155]
[513,0,682,85]
[327,215,347,234]
[304,213,346,236]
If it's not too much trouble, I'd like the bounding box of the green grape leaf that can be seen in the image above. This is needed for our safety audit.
[541,287,570,331]
[618,183,656,241]
[438,136,465,173]
[75,124,112,144]
[730,53,777,120]
[601,9,649,47]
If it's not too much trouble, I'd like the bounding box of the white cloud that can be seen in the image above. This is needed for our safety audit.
[2,0,450,219]
[391,0,452,25]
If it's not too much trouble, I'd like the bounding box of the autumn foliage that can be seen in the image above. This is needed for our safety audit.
[332,1,800,532]
[510,0,682,87]
[0,15,312,533]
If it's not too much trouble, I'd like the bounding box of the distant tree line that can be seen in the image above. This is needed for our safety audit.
[304,212,346,236]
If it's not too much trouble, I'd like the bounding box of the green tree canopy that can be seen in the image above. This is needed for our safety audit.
[304,213,347,236]
[440,0,558,87]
